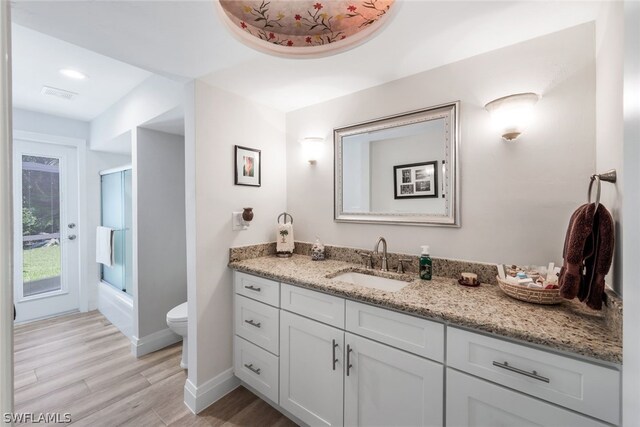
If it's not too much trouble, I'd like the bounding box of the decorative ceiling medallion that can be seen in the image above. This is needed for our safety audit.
[218,0,397,57]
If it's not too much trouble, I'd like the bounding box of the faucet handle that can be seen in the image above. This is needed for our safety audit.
[357,251,373,269]
[396,258,412,274]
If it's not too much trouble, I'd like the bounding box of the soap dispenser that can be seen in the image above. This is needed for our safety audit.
[311,237,325,261]
[420,246,432,280]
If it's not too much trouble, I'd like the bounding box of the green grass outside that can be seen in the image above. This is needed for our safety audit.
[23,245,61,283]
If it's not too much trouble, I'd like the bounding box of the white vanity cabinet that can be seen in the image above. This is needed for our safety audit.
[232,272,281,406]
[446,369,609,427]
[232,271,621,427]
[280,310,345,426]
[344,333,443,427]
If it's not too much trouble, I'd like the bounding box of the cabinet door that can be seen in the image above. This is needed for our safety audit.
[446,369,608,427]
[280,311,344,427]
[344,333,443,427]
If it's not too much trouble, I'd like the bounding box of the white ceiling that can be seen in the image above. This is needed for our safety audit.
[10,1,604,113]
[11,23,152,121]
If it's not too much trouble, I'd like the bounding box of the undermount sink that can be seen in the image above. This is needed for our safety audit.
[331,271,410,292]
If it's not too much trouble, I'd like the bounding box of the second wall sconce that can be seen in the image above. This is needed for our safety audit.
[485,92,540,141]
[300,137,325,164]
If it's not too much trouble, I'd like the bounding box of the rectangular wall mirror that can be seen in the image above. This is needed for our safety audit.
[334,103,459,226]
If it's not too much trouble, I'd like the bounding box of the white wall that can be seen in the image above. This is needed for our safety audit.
[185,80,286,400]
[595,1,624,294]
[622,2,640,425]
[90,75,183,154]
[369,128,446,214]
[12,109,130,311]
[132,127,186,339]
[286,23,595,266]
[342,135,370,212]
[13,108,89,140]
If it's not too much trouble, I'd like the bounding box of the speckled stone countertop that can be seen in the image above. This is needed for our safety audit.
[229,254,622,365]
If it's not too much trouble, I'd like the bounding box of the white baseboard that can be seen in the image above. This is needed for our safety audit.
[131,327,181,358]
[184,368,240,414]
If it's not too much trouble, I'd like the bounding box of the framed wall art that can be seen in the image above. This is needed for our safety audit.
[234,145,261,187]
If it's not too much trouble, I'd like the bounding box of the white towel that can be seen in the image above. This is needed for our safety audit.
[276,223,295,253]
[96,226,114,267]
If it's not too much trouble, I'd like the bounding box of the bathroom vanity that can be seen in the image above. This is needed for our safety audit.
[230,254,621,427]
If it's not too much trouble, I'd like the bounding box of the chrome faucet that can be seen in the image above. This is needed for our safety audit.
[373,237,389,272]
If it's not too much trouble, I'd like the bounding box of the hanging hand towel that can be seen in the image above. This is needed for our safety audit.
[96,226,114,267]
[558,203,614,310]
[276,223,295,254]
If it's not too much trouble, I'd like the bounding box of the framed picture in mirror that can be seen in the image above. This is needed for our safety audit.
[393,161,438,199]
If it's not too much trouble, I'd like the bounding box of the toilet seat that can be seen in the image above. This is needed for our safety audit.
[167,302,187,323]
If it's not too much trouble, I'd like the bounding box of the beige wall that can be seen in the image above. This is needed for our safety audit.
[186,80,286,386]
[286,23,596,267]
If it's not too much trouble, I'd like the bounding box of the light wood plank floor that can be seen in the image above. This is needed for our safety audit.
[14,311,297,426]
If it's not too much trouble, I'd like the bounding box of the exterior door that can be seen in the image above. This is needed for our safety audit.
[13,139,80,322]
[344,333,444,427]
[279,311,344,427]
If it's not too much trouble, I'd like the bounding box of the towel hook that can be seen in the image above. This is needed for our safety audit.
[277,212,294,225]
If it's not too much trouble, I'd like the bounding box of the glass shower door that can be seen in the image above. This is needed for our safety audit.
[100,170,131,293]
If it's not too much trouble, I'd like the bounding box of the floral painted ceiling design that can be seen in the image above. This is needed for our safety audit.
[219,0,395,50]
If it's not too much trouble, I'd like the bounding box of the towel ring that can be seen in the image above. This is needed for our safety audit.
[587,169,616,211]
[588,175,601,210]
[278,212,294,225]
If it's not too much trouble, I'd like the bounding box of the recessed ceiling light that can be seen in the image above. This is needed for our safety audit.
[59,68,88,80]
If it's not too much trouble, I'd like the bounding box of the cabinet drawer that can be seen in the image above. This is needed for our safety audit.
[447,369,608,427]
[345,300,444,362]
[234,336,279,404]
[234,272,280,307]
[281,283,345,328]
[235,295,279,355]
[447,327,620,425]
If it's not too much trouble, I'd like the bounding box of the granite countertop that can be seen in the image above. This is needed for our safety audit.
[229,254,622,365]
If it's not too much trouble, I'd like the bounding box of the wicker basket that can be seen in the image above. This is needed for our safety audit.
[496,276,563,305]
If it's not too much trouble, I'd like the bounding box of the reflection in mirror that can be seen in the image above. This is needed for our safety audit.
[335,103,459,226]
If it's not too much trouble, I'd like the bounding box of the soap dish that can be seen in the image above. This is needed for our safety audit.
[496,276,563,305]
[457,278,480,287]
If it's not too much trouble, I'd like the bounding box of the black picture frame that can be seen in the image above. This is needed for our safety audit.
[234,145,261,187]
[393,161,438,199]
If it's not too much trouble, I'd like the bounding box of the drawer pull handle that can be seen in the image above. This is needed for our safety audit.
[244,363,261,375]
[346,345,353,376]
[332,339,339,371]
[244,319,262,328]
[492,361,550,383]
[245,285,261,292]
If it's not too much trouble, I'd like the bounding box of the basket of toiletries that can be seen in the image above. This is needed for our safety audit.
[496,263,562,305]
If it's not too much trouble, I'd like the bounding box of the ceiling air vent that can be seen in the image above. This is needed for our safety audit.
[40,86,78,101]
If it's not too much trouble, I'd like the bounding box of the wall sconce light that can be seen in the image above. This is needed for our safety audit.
[300,137,325,164]
[484,92,540,141]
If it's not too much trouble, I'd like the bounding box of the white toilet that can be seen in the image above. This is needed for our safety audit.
[166,302,188,369]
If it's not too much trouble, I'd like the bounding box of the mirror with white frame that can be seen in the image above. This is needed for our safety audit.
[334,103,459,226]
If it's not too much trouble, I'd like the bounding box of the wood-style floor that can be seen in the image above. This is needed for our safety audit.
[14,310,297,426]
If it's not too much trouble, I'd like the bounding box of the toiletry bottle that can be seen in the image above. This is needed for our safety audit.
[420,246,432,280]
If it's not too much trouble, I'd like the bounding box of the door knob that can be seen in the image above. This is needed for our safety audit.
[68,223,76,229]
[68,235,77,241]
